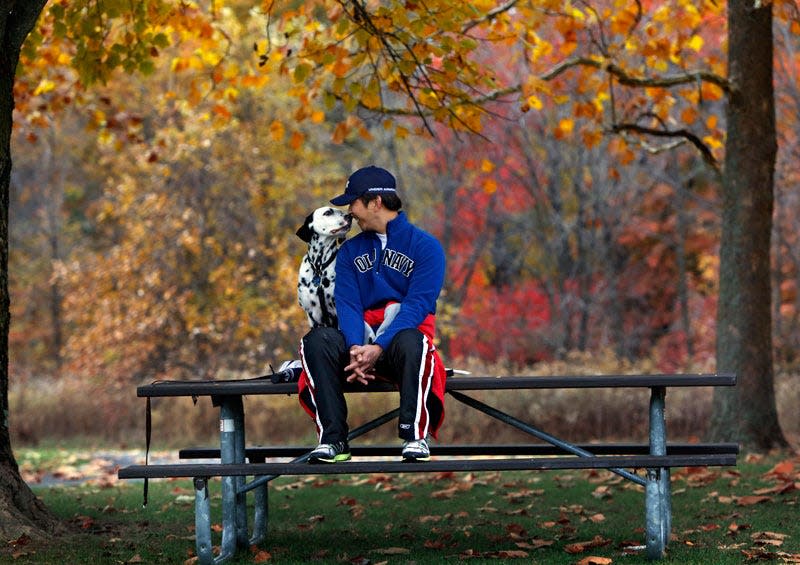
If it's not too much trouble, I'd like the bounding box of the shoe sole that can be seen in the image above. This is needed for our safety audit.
[309,453,351,464]
[402,454,431,462]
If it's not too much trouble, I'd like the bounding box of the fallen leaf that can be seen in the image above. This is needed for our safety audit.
[763,460,794,478]
[592,485,612,499]
[252,549,272,562]
[431,487,459,499]
[564,535,612,554]
[419,515,442,523]
[517,538,553,549]
[751,531,788,543]
[736,495,772,506]
[589,513,606,523]
[7,534,31,548]
[424,540,445,549]
[754,482,796,495]
[495,549,529,558]
[371,547,410,555]
[576,557,613,565]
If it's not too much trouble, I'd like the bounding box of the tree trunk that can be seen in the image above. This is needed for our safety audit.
[709,0,788,449]
[1,0,62,541]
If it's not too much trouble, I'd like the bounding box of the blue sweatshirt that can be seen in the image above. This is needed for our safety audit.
[334,212,446,350]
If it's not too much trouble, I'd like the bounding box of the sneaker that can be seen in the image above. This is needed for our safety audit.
[401,438,430,462]
[308,441,351,464]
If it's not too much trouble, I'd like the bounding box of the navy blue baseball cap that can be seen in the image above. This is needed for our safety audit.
[330,165,397,206]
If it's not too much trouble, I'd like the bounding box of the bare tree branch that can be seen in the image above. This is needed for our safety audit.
[610,122,721,174]
[540,56,730,92]
[461,0,519,34]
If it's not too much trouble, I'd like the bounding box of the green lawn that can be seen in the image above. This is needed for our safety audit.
[4,451,799,564]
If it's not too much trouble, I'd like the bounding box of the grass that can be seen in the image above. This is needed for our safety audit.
[3,450,800,564]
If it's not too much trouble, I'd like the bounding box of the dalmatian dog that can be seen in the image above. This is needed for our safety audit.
[296,206,353,328]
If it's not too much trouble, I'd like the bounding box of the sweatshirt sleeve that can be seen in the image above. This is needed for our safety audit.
[334,242,366,348]
[373,234,445,350]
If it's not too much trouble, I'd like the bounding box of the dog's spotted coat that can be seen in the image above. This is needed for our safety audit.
[296,207,352,327]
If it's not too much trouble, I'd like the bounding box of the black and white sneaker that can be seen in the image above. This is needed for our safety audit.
[308,441,351,464]
[401,439,430,462]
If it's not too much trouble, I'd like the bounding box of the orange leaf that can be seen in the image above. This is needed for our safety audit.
[564,535,611,554]
[764,460,794,477]
[253,549,272,562]
[576,557,613,565]
[290,131,304,150]
[736,495,772,506]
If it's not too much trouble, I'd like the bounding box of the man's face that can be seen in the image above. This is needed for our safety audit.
[348,197,379,232]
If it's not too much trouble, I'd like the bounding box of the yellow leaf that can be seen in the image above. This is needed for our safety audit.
[557,118,574,137]
[361,89,381,109]
[703,135,723,150]
[482,178,497,194]
[33,79,56,96]
[241,75,269,88]
[311,110,325,124]
[527,95,543,111]
[652,59,668,72]
[687,35,704,52]
[481,159,495,173]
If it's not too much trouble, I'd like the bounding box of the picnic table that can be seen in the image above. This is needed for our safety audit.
[119,371,738,563]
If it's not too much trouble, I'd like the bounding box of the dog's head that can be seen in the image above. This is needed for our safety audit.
[296,206,353,243]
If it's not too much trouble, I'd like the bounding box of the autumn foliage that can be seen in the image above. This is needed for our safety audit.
[6,0,800,385]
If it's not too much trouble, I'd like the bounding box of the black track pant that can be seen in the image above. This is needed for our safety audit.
[300,326,437,443]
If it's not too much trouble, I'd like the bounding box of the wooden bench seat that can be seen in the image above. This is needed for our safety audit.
[120,452,737,480]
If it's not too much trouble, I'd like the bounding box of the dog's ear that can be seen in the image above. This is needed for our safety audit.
[296,213,314,242]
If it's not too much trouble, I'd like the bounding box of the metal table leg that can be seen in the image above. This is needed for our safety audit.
[194,478,214,565]
[216,396,247,563]
[233,400,248,549]
[249,455,268,545]
[646,386,669,559]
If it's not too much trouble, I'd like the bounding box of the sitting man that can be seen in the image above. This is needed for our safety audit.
[298,165,447,463]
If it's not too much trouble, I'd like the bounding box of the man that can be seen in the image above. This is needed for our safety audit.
[297,165,447,463]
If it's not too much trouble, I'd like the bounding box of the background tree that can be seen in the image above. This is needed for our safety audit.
[1,0,60,541]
